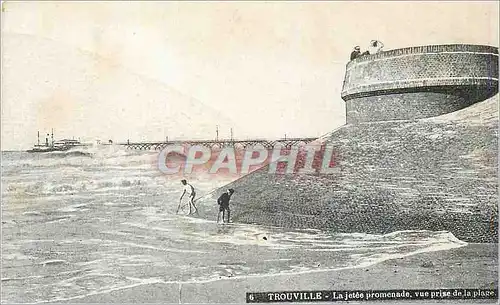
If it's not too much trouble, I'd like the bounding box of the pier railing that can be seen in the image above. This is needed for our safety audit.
[118,137,319,150]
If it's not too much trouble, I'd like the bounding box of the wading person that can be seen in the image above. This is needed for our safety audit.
[178,179,198,215]
[217,188,235,223]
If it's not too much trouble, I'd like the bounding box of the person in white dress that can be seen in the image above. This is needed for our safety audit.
[368,40,384,55]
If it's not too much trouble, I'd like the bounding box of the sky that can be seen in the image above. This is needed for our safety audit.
[1,1,498,150]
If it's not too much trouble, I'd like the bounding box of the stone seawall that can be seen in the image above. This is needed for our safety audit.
[342,44,498,123]
[196,96,498,243]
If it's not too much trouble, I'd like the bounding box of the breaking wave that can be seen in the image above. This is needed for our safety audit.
[2,150,468,303]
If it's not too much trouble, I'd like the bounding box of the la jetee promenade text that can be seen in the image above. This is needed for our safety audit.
[246,289,497,302]
[156,144,339,175]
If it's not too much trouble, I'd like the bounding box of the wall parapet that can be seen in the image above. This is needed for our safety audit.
[345,44,498,68]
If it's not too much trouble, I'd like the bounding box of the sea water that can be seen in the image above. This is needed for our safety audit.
[1,146,466,303]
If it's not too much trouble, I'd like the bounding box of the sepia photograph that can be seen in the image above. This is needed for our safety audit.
[1,1,498,303]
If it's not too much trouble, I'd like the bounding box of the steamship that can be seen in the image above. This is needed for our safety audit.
[27,130,89,153]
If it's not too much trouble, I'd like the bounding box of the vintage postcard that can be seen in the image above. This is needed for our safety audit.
[1,1,498,303]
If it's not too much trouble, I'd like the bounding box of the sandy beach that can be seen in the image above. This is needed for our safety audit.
[58,243,497,303]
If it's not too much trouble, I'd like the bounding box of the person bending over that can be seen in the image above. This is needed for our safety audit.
[178,179,198,215]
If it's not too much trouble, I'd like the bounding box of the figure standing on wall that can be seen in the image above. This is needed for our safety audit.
[350,46,361,60]
[368,40,384,54]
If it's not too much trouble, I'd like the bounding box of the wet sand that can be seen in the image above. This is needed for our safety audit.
[62,243,497,303]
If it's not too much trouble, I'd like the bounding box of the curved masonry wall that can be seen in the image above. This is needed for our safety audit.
[197,96,499,243]
[195,44,499,243]
[342,44,499,123]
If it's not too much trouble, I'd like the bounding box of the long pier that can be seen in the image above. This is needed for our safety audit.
[119,138,318,150]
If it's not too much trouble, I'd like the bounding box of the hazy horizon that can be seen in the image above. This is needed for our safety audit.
[2,1,499,151]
